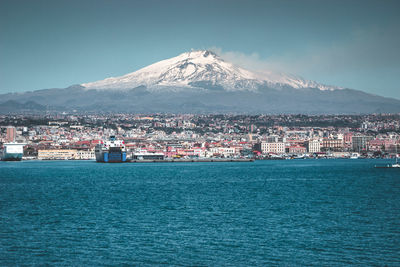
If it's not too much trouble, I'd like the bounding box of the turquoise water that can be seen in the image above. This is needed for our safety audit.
[0,159,399,265]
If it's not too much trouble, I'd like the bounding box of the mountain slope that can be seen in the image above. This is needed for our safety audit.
[82,50,339,92]
[0,50,399,114]
[0,100,46,113]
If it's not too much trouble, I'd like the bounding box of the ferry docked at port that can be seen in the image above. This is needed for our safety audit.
[1,143,26,161]
[95,136,127,163]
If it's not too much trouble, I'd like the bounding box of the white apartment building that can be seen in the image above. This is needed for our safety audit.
[76,150,96,160]
[38,149,95,160]
[307,140,321,153]
[38,149,77,160]
[261,142,285,154]
[208,147,238,157]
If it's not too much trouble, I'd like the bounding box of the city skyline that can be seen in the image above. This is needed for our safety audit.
[1,113,400,160]
[1,0,400,99]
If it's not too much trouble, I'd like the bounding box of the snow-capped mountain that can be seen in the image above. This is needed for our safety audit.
[1,50,399,114]
[82,50,339,92]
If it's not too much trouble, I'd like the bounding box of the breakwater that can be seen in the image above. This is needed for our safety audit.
[127,158,254,163]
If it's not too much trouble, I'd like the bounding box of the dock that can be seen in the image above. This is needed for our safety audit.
[127,158,254,163]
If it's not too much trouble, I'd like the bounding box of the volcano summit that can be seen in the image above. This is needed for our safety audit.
[1,50,400,114]
[82,50,339,92]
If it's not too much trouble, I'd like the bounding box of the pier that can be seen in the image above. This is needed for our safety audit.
[127,158,254,163]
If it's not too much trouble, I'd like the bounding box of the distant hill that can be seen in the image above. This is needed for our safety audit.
[0,100,46,113]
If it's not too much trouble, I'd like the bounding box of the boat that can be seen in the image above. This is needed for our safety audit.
[292,154,306,159]
[375,163,400,168]
[375,157,400,168]
[350,153,359,159]
[375,148,400,168]
[1,143,26,161]
[95,136,127,163]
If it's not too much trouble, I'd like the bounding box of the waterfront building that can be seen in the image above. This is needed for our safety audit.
[343,133,353,149]
[261,142,285,154]
[287,145,307,154]
[384,140,400,153]
[368,139,385,152]
[306,140,321,153]
[38,149,78,160]
[209,147,237,157]
[352,136,373,152]
[76,149,96,160]
[321,138,344,152]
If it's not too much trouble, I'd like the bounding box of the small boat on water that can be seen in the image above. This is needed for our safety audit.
[375,151,400,168]
[350,153,359,159]
[375,163,400,168]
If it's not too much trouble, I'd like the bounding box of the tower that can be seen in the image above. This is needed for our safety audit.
[6,126,16,142]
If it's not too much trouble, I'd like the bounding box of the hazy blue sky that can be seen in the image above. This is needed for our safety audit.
[1,0,399,98]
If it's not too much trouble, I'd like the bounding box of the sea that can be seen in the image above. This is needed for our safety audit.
[0,159,399,266]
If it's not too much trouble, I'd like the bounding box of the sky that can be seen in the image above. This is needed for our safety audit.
[1,0,399,99]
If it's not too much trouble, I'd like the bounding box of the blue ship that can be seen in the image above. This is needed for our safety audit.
[95,136,127,163]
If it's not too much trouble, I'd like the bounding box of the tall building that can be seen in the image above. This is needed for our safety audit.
[352,136,373,152]
[6,126,16,142]
[343,133,353,149]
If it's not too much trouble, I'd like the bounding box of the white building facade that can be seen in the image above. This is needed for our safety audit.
[261,142,285,154]
[307,140,321,153]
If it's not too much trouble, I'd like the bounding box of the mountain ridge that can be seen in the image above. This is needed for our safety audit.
[0,50,399,114]
[81,50,340,92]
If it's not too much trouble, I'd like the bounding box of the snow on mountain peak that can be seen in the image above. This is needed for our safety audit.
[82,50,340,92]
